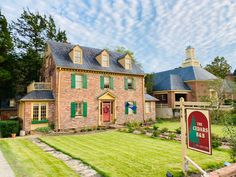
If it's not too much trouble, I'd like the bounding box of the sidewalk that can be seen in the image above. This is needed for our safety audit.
[0,150,15,177]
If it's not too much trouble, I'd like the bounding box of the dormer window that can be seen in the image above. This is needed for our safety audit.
[125,58,132,70]
[74,50,82,64]
[102,55,109,67]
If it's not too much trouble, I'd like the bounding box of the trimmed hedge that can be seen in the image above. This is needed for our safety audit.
[0,120,20,138]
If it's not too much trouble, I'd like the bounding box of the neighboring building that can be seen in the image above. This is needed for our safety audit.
[18,41,154,133]
[144,94,158,121]
[0,98,17,120]
[153,46,217,118]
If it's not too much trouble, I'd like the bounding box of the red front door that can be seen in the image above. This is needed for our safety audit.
[103,102,111,122]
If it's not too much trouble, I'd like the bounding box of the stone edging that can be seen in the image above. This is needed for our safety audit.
[30,138,101,177]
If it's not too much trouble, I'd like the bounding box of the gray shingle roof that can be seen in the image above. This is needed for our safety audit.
[153,66,217,91]
[145,94,159,101]
[48,41,144,75]
[20,90,54,101]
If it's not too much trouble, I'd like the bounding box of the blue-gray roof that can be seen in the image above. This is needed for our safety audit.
[20,91,54,101]
[145,94,159,101]
[153,66,217,91]
[48,41,144,75]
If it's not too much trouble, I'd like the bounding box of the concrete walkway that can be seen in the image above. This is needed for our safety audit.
[0,150,15,177]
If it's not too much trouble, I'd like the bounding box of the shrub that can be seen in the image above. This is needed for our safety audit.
[49,122,55,130]
[168,133,176,140]
[156,117,163,123]
[35,126,52,133]
[128,127,135,133]
[152,130,161,137]
[211,133,222,148]
[175,127,181,134]
[160,127,168,133]
[0,120,20,138]
[153,123,159,131]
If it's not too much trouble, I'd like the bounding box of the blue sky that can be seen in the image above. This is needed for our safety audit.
[1,0,236,73]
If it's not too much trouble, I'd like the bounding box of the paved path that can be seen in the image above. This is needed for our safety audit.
[0,150,15,177]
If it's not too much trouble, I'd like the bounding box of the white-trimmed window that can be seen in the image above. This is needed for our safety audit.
[102,55,109,67]
[125,58,132,69]
[128,78,133,89]
[104,76,110,88]
[32,103,48,121]
[76,102,83,116]
[145,102,151,113]
[74,50,82,64]
[75,75,83,88]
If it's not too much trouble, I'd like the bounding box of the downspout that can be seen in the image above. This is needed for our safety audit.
[57,67,61,131]
[142,76,145,123]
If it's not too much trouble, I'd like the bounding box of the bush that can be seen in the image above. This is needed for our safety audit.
[35,126,52,133]
[175,127,181,134]
[156,117,163,123]
[153,123,159,131]
[160,127,168,133]
[125,121,141,129]
[211,133,222,148]
[128,127,135,133]
[0,120,20,138]
[152,130,161,137]
[224,125,236,161]
[168,133,176,140]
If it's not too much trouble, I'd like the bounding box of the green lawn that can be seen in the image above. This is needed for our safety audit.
[41,131,230,177]
[0,139,79,177]
[158,120,224,137]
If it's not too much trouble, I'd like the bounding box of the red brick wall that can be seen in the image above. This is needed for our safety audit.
[186,81,210,101]
[57,70,145,130]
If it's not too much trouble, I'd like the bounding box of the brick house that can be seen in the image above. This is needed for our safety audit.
[152,46,217,118]
[18,41,156,133]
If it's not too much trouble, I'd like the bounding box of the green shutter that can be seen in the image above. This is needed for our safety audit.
[83,102,87,117]
[125,102,128,114]
[133,101,137,114]
[83,74,87,89]
[71,102,76,118]
[71,74,76,89]
[100,76,104,90]
[110,77,114,90]
[133,78,136,90]
[124,77,128,90]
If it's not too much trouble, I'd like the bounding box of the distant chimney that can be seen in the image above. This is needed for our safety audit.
[182,46,200,67]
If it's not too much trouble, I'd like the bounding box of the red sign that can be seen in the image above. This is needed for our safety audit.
[186,109,212,155]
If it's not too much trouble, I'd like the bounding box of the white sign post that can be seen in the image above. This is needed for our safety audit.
[179,98,210,177]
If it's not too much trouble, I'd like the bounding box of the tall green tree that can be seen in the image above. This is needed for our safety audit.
[0,11,15,101]
[145,73,154,94]
[12,9,67,94]
[205,56,231,79]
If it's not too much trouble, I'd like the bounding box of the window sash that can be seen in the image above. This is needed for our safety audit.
[125,59,131,69]
[75,75,83,88]
[76,102,83,116]
[102,55,109,67]
[127,78,133,89]
[75,50,81,63]
[104,77,110,88]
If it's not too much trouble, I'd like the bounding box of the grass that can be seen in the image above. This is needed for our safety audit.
[0,139,79,177]
[157,120,225,137]
[41,131,230,177]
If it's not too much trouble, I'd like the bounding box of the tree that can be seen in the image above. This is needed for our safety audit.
[12,9,67,94]
[145,73,154,94]
[114,46,142,68]
[0,11,15,101]
[205,56,231,79]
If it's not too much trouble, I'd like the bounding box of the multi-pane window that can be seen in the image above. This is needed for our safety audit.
[41,104,47,120]
[75,75,83,88]
[102,55,109,67]
[125,59,132,69]
[127,78,133,89]
[33,104,39,120]
[32,103,48,121]
[145,102,151,113]
[76,102,83,116]
[104,76,110,88]
[74,50,82,63]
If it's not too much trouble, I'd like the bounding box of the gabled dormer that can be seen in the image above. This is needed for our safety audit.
[96,49,109,67]
[118,53,132,70]
[69,45,83,64]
